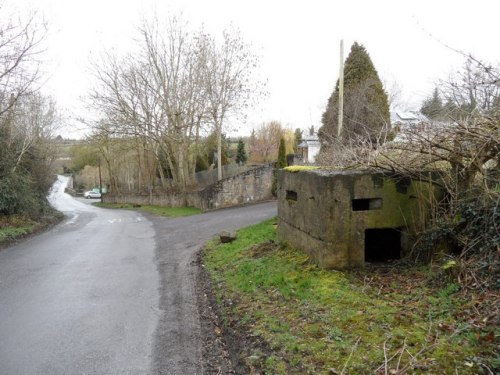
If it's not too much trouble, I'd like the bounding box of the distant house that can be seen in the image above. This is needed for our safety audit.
[297,131,320,164]
[390,111,431,142]
[390,111,429,127]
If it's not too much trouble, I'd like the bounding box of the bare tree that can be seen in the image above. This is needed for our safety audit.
[376,115,499,198]
[440,57,500,118]
[383,76,405,110]
[141,16,208,191]
[0,4,45,118]
[0,4,58,218]
[88,51,169,191]
[201,27,263,180]
[10,92,59,172]
[378,58,500,197]
[88,16,209,193]
[88,15,263,194]
[248,121,285,163]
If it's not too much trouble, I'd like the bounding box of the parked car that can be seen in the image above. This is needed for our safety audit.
[84,191,101,199]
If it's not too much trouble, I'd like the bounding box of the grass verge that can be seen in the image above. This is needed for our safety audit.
[0,223,35,242]
[94,202,202,217]
[203,218,498,374]
[0,211,64,247]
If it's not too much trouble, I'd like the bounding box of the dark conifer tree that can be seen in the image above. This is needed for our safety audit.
[293,128,302,153]
[235,138,247,165]
[319,42,390,146]
[277,137,287,168]
[420,87,443,120]
[271,137,287,197]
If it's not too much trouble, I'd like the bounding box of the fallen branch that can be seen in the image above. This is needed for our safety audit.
[340,336,361,375]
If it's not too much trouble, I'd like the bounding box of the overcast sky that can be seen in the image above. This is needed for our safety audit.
[5,0,500,138]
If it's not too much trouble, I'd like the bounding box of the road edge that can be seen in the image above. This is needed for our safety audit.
[195,246,236,374]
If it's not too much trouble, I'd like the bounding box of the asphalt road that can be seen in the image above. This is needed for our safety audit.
[0,176,277,374]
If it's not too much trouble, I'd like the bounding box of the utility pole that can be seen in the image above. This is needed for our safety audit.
[217,123,222,181]
[338,39,344,138]
[98,158,103,203]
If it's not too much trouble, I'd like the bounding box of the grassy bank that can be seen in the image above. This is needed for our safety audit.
[0,211,64,247]
[203,219,497,374]
[0,219,35,242]
[94,202,202,218]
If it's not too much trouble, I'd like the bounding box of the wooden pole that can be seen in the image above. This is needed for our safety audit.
[217,123,222,181]
[338,40,344,138]
[98,158,103,203]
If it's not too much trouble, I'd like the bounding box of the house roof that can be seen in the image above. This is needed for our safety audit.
[390,111,428,124]
[298,133,320,149]
[302,133,319,142]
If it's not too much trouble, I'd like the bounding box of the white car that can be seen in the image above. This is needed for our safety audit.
[84,191,101,199]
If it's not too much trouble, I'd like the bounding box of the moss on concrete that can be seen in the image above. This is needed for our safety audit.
[283,166,321,173]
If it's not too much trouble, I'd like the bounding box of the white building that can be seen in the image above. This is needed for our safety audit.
[297,132,320,164]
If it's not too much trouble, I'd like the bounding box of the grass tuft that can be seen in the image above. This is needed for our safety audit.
[0,225,34,242]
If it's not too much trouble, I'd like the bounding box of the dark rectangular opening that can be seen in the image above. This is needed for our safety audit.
[364,228,401,262]
[352,198,382,211]
[286,190,298,201]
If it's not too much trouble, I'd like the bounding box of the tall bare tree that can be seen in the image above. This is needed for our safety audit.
[0,4,57,218]
[201,27,262,180]
[440,57,500,118]
[88,15,262,193]
[0,5,45,118]
[10,92,59,173]
[248,121,285,163]
[140,16,208,191]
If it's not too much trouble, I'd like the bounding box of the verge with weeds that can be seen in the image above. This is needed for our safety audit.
[0,211,64,247]
[94,202,201,218]
[203,219,498,374]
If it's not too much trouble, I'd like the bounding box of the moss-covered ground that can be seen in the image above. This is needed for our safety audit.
[203,219,498,374]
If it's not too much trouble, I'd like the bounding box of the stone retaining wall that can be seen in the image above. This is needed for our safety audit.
[194,164,254,187]
[103,164,274,210]
[197,164,274,210]
[102,190,201,208]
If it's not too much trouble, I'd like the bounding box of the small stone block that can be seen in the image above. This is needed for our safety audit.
[219,230,237,243]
